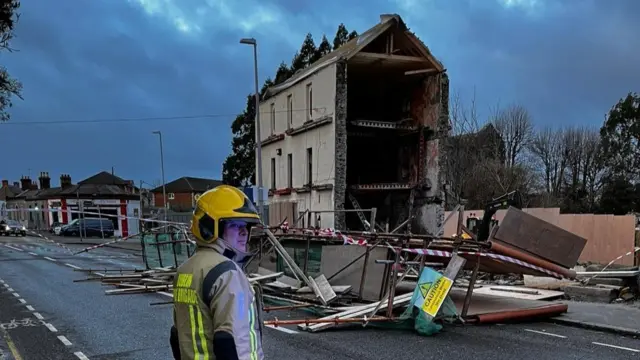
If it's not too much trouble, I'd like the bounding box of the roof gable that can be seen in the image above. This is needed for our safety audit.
[152,177,223,193]
[264,14,444,99]
[79,171,128,185]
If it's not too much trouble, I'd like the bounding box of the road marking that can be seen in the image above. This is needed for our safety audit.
[26,305,35,311]
[593,342,640,353]
[3,284,8,288]
[74,351,90,360]
[12,292,19,298]
[0,279,4,283]
[44,323,58,332]
[65,263,81,269]
[7,287,13,291]
[33,312,44,320]
[5,245,23,252]
[524,329,567,338]
[44,256,57,262]
[57,335,72,346]
[0,326,24,360]
[94,272,105,277]
[265,325,299,334]
[18,298,26,304]
[29,252,38,256]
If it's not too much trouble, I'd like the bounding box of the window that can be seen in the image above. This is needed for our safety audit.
[168,193,175,200]
[287,153,293,188]
[306,83,313,120]
[270,157,276,189]
[287,94,293,129]
[306,147,313,185]
[270,103,276,135]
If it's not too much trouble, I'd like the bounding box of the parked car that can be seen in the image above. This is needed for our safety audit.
[0,220,26,236]
[60,218,115,238]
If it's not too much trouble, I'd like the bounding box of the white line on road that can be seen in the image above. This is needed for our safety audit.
[0,279,4,283]
[33,312,44,320]
[18,298,26,304]
[44,256,57,262]
[3,284,8,288]
[65,263,81,269]
[265,325,299,334]
[12,292,19,298]
[44,323,58,332]
[524,329,567,338]
[4,245,23,251]
[26,305,35,311]
[593,342,640,353]
[57,335,72,346]
[74,351,90,360]
[7,287,13,291]
[29,252,38,256]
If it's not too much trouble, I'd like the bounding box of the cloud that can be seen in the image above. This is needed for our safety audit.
[1,0,638,185]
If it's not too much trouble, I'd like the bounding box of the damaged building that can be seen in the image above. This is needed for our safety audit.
[258,14,449,235]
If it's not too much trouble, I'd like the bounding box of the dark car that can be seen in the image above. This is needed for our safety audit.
[0,220,26,236]
[60,218,115,238]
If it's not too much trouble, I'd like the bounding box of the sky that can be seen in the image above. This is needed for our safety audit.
[1,0,638,187]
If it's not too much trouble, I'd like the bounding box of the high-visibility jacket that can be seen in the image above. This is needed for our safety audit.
[172,240,264,360]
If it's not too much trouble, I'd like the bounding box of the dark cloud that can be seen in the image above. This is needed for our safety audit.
[1,0,638,184]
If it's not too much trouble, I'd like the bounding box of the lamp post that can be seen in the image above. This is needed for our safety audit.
[240,37,265,222]
[152,131,168,225]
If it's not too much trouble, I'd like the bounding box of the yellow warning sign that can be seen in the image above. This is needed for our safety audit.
[421,276,453,317]
[418,282,432,298]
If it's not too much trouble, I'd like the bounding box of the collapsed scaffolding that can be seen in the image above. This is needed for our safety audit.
[51,200,585,335]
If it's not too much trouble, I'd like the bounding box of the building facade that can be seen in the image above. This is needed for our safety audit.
[151,176,223,212]
[258,14,449,234]
[5,172,141,237]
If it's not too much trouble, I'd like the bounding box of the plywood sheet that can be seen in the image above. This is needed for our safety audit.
[493,207,587,268]
[469,285,564,301]
[320,245,388,301]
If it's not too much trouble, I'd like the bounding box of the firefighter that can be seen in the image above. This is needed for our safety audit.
[170,185,264,360]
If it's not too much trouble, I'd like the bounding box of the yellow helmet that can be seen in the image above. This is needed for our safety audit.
[190,185,261,245]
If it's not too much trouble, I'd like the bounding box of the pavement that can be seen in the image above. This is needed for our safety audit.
[1,235,640,360]
[550,300,640,337]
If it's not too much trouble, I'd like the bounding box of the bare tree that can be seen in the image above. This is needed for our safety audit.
[528,126,567,197]
[491,104,533,167]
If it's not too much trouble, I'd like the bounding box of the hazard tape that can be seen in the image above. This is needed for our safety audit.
[402,248,565,279]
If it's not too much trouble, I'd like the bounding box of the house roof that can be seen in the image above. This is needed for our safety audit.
[79,171,128,185]
[263,14,445,100]
[151,177,223,194]
[0,185,22,200]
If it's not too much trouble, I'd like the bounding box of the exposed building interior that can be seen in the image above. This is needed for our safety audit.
[343,19,447,232]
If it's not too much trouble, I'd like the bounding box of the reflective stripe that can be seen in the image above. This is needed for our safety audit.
[248,300,258,360]
[189,305,210,360]
[196,308,210,360]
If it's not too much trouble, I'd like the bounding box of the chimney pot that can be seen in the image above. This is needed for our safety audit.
[1,180,7,187]
[20,176,31,191]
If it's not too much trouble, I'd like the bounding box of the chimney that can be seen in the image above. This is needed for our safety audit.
[13,181,19,188]
[1,180,7,187]
[380,14,398,23]
[29,182,38,190]
[60,174,72,188]
[20,176,31,191]
[38,172,51,189]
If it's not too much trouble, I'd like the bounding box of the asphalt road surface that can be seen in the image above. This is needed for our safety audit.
[1,235,639,360]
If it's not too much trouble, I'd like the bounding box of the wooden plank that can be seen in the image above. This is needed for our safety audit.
[492,207,587,268]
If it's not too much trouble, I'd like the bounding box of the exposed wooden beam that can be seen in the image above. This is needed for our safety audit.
[405,69,439,76]
[354,52,427,63]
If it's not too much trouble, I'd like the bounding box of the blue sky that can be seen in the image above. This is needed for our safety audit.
[1,0,638,186]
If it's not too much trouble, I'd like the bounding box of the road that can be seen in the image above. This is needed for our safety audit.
[1,235,639,360]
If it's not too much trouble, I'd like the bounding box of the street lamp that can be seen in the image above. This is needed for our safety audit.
[152,131,168,225]
[240,37,265,222]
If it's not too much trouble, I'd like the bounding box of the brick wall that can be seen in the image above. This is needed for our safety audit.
[154,192,193,211]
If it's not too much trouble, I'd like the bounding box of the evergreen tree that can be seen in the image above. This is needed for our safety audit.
[348,30,358,40]
[311,35,332,63]
[333,23,349,50]
[274,62,292,85]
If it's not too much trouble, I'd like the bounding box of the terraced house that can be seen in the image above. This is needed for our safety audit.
[258,13,449,235]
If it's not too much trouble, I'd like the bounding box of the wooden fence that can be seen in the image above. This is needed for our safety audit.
[444,208,637,266]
